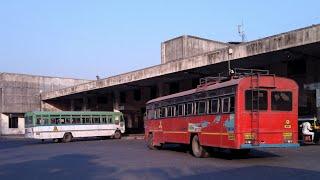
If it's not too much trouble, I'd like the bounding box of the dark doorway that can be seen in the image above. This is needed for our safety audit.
[9,116,18,128]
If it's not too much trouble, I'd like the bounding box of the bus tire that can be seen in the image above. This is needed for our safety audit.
[53,138,60,143]
[114,130,122,139]
[191,135,209,158]
[62,133,73,143]
[147,133,161,150]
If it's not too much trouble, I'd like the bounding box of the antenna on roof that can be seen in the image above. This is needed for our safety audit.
[237,22,246,42]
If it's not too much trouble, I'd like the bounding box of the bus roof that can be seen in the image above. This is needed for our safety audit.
[147,77,242,104]
[25,111,122,116]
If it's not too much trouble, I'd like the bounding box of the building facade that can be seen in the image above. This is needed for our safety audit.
[1,24,320,135]
[41,25,320,133]
[0,73,90,135]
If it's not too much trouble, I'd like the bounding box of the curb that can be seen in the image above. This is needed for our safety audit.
[1,135,145,140]
[122,135,145,140]
[0,135,25,139]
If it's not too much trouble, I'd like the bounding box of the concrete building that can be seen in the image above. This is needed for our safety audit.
[41,24,320,134]
[0,73,90,135]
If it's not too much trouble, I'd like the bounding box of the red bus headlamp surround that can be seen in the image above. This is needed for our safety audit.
[244,133,254,144]
[283,132,293,143]
[284,140,293,144]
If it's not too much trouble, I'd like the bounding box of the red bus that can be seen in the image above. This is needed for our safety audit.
[145,70,299,157]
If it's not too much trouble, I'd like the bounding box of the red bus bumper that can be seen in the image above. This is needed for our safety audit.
[240,143,299,149]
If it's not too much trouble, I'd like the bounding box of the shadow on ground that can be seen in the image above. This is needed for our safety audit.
[161,144,280,160]
[175,165,320,180]
[0,154,116,180]
[0,138,37,150]
[0,137,119,150]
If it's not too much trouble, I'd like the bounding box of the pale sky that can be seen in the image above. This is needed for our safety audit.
[0,0,319,79]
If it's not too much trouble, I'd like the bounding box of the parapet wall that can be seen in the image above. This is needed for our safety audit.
[161,35,228,64]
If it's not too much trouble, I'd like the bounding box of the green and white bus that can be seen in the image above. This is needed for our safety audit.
[25,111,125,142]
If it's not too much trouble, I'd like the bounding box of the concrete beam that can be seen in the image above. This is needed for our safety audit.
[42,24,320,100]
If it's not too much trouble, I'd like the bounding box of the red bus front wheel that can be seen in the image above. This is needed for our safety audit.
[191,135,209,158]
[147,133,161,150]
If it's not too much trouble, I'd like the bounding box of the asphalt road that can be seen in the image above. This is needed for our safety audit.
[0,137,319,180]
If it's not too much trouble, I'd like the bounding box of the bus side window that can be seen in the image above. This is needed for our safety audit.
[65,118,71,124]
[36,115,41,125]
[222,97,230,113]
[36,118,41,125]
[86,117,91,124]
[36,118,45,125]
[72,117,81,124]
[167,106,174,117]
[221,96,235,113]
[209,99,219,114]
[230,96,235,113]
[147,109,154,120]
[185,103,193,116]
[102,116,107,124]
[93,116,100,124]
[108,116,113,123]
[160,107,166,118]
[43,118,49,125]
[196,101,206,115]
[60,118,65,124]
[82,116,91,124]
[176,104,184,116]
[50,118,57,124]
[114,115,120,125]
[156,109,160,119]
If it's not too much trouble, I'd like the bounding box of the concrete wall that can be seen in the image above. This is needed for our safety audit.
[0,73,90,113]
[0,114,24,135]
[0,73,90,135]
[161,35,228,64]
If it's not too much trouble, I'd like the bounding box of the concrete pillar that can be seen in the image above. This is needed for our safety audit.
[0,114,2,135]
[0,88,3,135]
[70,99,75,111]
[157,82,166,97]
[113,91,120,112]
[161,42,166,64]
[18,117,25,134]
[0,114,8,135]
[316,89,320,121]
[0,88,2,135]
[82,96,88,111]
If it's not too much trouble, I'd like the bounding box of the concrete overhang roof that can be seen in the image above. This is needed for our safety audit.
[42,24,320,100]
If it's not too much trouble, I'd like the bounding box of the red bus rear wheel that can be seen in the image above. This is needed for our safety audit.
[191,135,209,158]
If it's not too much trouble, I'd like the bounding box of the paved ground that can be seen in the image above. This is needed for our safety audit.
[0,137,319,180]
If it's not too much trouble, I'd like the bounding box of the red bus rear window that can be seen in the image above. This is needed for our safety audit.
[271,91,292,111]
[245,90,268,110]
